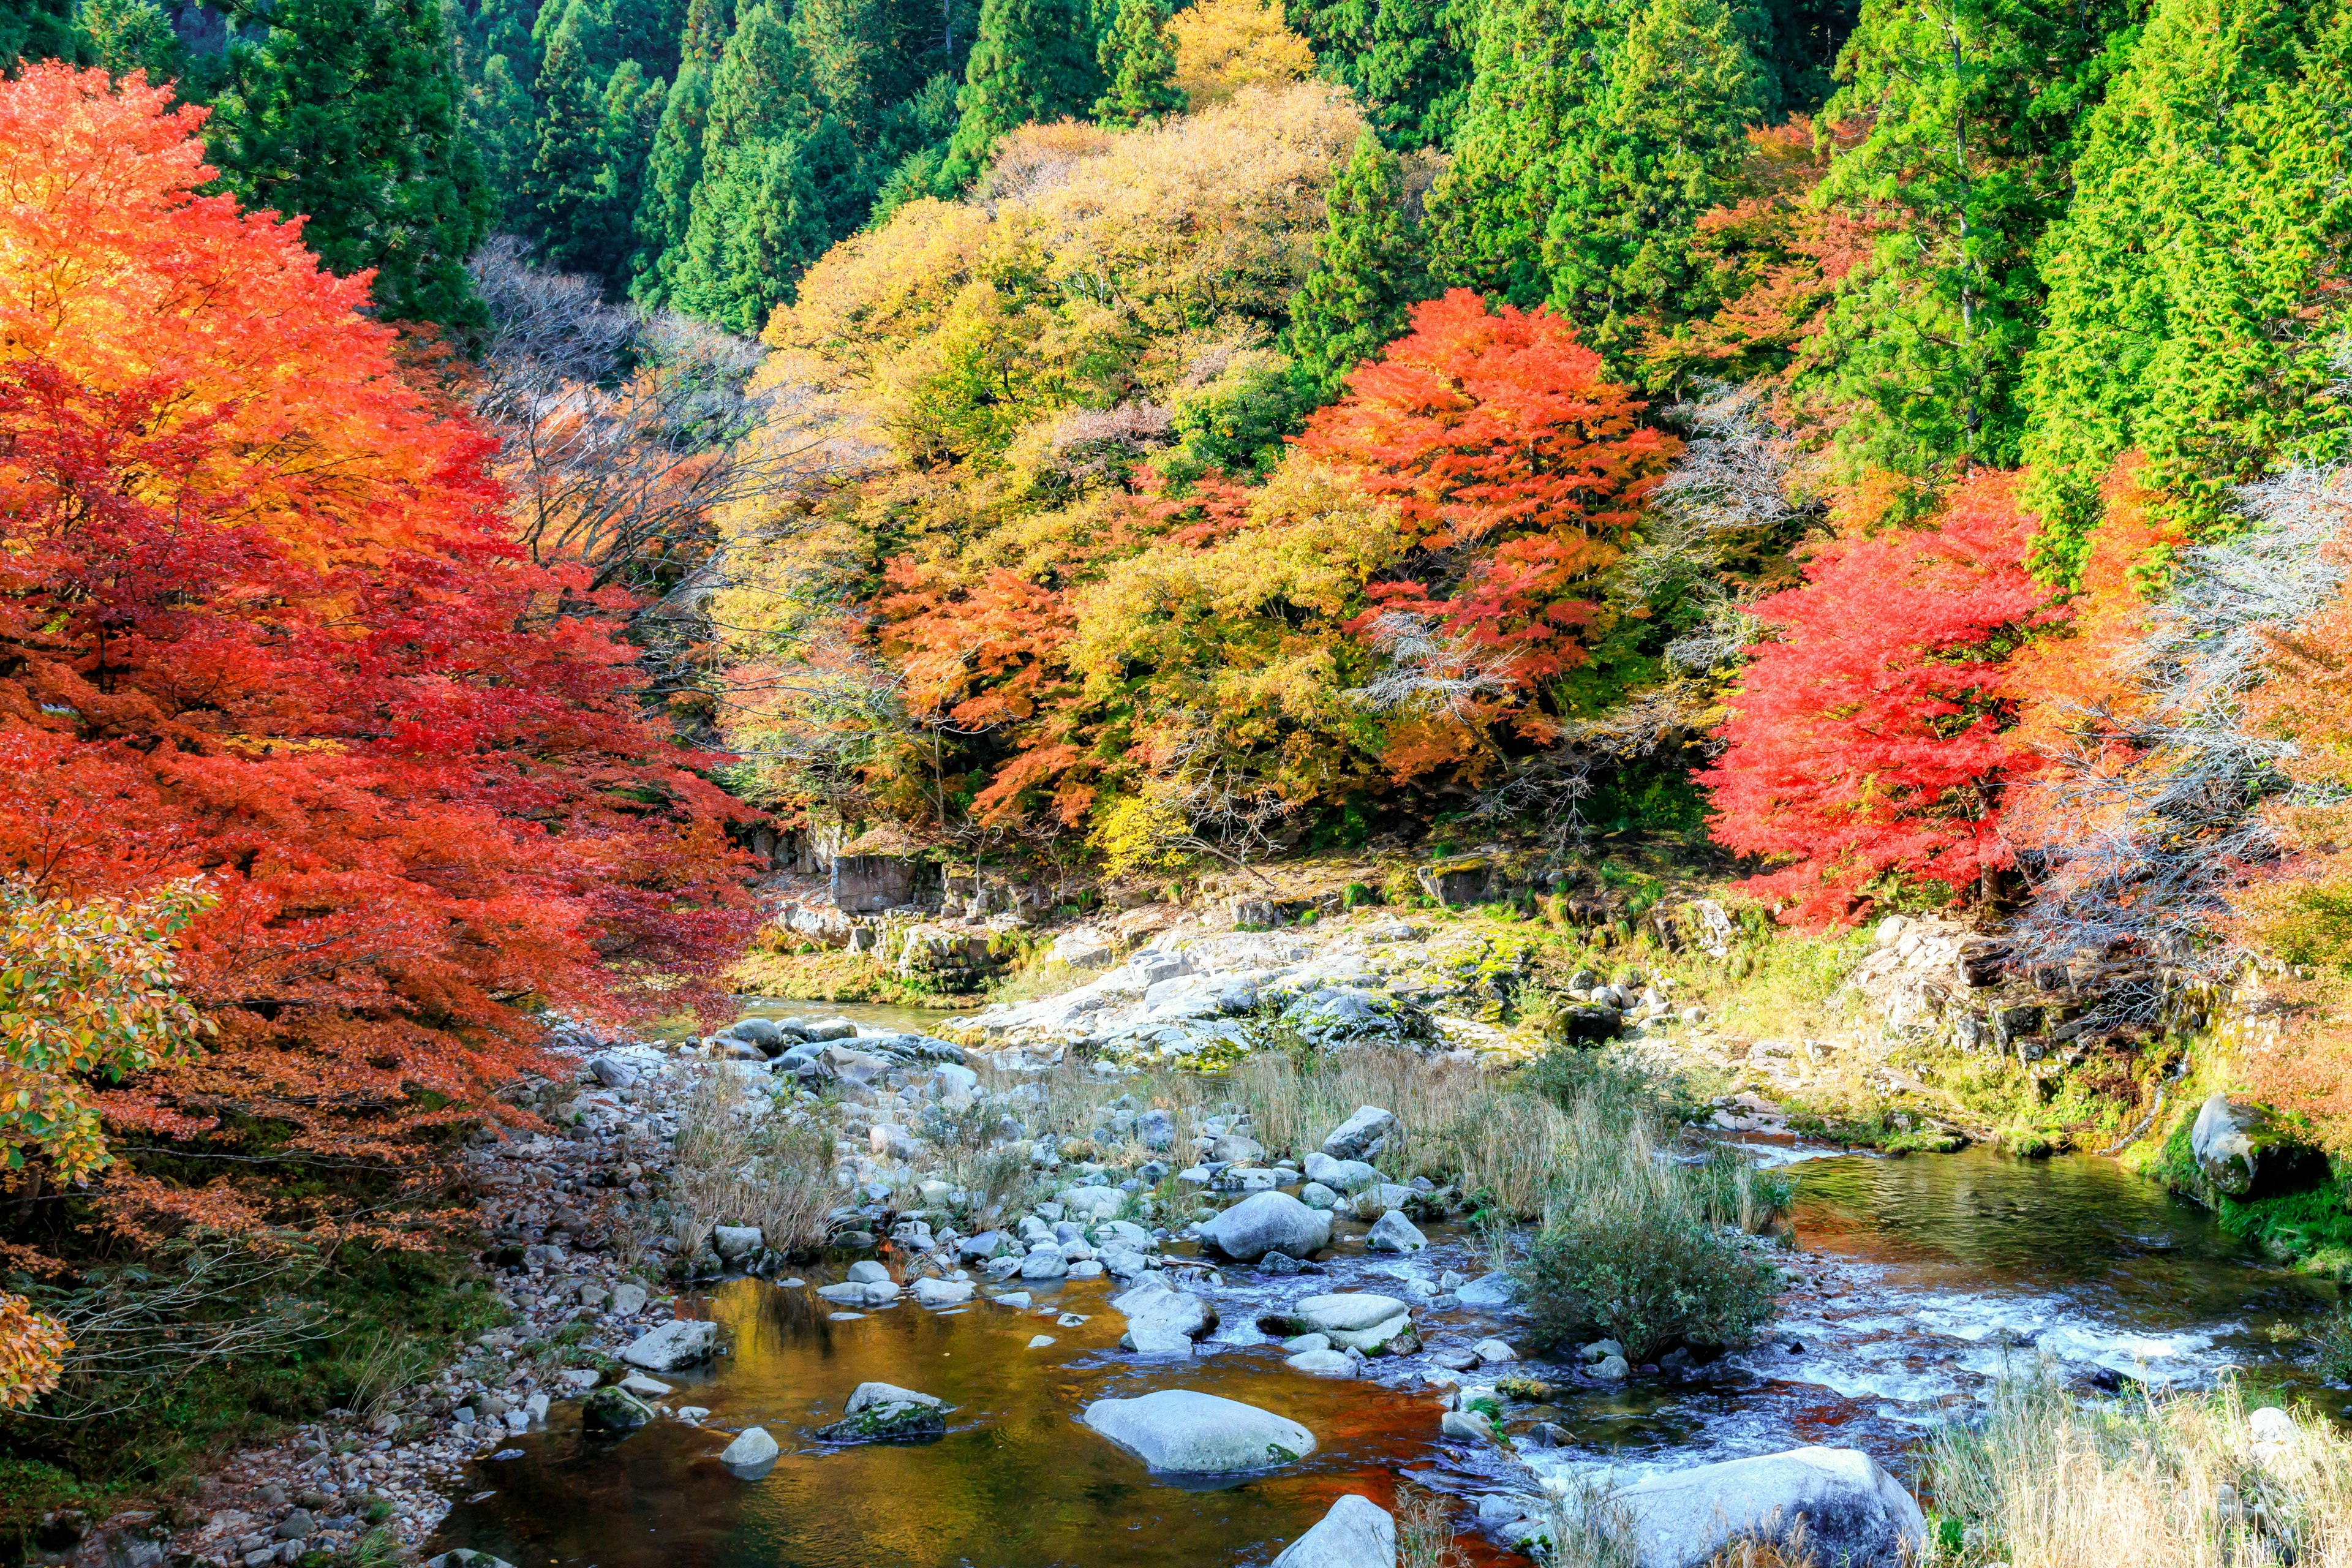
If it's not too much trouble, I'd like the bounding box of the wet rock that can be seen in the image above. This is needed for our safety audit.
[1592,1355,1630,1381]
[619,1374,673,1397]
[1115,1278,1217,1351]
[1081,1389,1315,1474]
[1259,1250,1303,1276]
[719,1427,779,1471]
[1441,1410,1493,1442]
[1473,1338,1517,1364]
[1285,1348,1357,1376]
[581,1387,656,1433]
[1364,1210,1427,1254]
[911,1277,975,1306]
[619,1319,716,1372]
[1613,1446,1926,1568]
[1270,1494,1395,1568]
[1456,1273,1515,1308]
[815,1383,948,1444]
[1199,1191,1332,1261]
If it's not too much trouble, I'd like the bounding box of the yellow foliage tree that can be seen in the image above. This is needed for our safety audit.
[1169,0,1317,108]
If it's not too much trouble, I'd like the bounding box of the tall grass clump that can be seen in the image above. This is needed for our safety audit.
[1921,1362,2352,1568]
[670,1071,837,1256]
[1230,1047,1573,1215]
[1514,1047,1788,1362]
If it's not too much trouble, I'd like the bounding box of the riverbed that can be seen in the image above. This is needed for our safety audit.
[428,1147,2343,1568]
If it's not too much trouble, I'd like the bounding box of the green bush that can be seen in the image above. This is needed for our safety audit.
[1520,1203,1782,1363]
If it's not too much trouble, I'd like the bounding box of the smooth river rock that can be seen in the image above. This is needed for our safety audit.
[718,1427,778,1471]
[1199,1191,1332,1261]
[1615,1446,1926,1568]
[1319,1106,1398,1161]
[815,1382,949,1444]
[1272,1494,1396,1568]
[618,1318,716,1372]
[2189,1092,2309,1196]
[1081,1389,1316,1473]
[1290,1293,1414,1354]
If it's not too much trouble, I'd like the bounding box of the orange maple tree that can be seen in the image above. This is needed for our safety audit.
[1297,288,1677,691]
[0,67,753,1270]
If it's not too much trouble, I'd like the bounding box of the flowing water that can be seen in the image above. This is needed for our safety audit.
[431,1148,2346,1568]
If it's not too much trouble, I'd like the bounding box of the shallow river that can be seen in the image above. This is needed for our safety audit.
[430,1148,2345,1568]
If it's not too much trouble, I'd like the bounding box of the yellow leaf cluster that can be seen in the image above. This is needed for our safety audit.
[1169,0,1319,109]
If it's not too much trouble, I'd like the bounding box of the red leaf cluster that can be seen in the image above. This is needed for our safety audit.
[0,66,753,1247]
[1699,470,2060,925]
[1298,289,1676,687]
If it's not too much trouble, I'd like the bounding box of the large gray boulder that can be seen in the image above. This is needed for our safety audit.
[1272,1494,1396,1568]
[2190,1093,2308,1196]
[815,1382,948,1444]
[1304,1152,1379,1192]
[1199,1191,1332,1261]
[1614,1446,1926,1568]
[619,1318,716,1371]
[1081,1389,1316,1473]
[1321,1106,1399,1161]
[1364,1210,1427,1253]
[719,1426,779,1471]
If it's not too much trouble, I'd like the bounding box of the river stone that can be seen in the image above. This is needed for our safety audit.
[609,1282,649,1316]
[1292,1293,1405,1334]
[1286,1348,1357,1376]
[848,1260,891,1283]
[719,1427,779,1470]
[1615,1446,1926,1568]
[1272,1494,1396,1568]
[2190,1093,2305,1196]
[1199,1191,1332,1261]
[712,1225,763,1259]
[619,1319,716,1372]
[1081,1389,1316,1473]
[581,1387,655,1433]
[815,1383,948,1444]
[1137,1108,1176,1150]
[1457,1273,1515,1308]
[1320,1106,1398,1161]
[1211,1133,1266,1164]
[1364,1210,1427,1253]
[1020,1249,1070,1281]
[1114,1278,1218,1351]
[427,1553,514,1568]
[911,1276,975,1306]
[1061,1186,1126,1219]
[1303,1152,1380,1193]
[815,1280,900,1306]
[1298,1182,1339,1210]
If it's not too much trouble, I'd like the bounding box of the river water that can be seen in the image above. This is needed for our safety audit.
[430,1148,2345,1568]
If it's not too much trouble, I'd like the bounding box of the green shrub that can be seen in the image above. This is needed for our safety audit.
[1520,1203,1782,1363]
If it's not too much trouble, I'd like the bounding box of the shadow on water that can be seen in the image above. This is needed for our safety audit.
[432,1148,2346,1568]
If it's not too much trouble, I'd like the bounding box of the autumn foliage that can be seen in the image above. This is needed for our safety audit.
[1299,289,1676,691]
[1700,471,2058,925]
[0,69,750,1267]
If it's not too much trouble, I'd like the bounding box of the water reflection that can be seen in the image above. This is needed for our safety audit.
[433,1149,2343,1568]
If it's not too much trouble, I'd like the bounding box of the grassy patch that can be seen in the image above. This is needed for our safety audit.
[1920,1362,2352,1567]
[668,1072,837,1257]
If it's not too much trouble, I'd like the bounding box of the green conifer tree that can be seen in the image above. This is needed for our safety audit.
[670,0,864,331]
[2,0,93,64]
[1288,129,1428,393]
[631,0,728,303]
[205,0,492,333]
[2021,0,2352,567]
[935,0,1102,190]
[1283,0,1472,148]
[1797,0,2141,481]
[1092,0,1182,127]
[1427,0,1763,364]
[526,4,621,273]
[466,54,541,232]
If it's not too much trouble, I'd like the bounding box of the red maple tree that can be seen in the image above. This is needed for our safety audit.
[0,66,753,1253]
[1296,288,1676,688]
[1700,470,2060,925]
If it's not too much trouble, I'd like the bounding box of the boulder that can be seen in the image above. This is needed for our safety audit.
[1136,1107,1177,1150]
[1199,1191,1332,1261]
[2190,1093,2311,1196]
[911,1277,975,1306]
[1211,1133,1266,1164]
[1320,1107,1400,1161]
[586,1054,638,1088]
[1613,1446,1926,1568]
[1364,1210,1427,1253]
[619,1318,716,1372]
[1298,1182,1339,1211]
[609,1282,649,1316]
[1115,1278,1217,1351]
[1456,1273,1515,1309]
[719,1427,779,1471]
[712,1225,763,1260]
[1285,1349,1357,1376]
[815,1382,948,1444]
[1304,1152,1379,1193]
[1081,1389,1316,1473]
[1019,1250,1070,1281]
[581,1387,655,1433]
[1272,1495,1396,1568]
[1061,1186,1127,1220]
[728,1017,786,1051]
[1290,1292,1415,1355]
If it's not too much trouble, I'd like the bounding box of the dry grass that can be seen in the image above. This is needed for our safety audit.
[1230,1047,1575,1215]
[1705,927,1871,1042]
[1523,1469,1643,1568]
[1395,1483,1471,1568]
[669,1069,838,1256]
[1922,1362,2352,1568]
